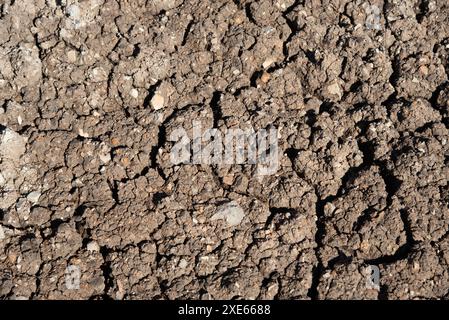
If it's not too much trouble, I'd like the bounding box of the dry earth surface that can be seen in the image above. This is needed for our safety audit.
[1,0,449,300]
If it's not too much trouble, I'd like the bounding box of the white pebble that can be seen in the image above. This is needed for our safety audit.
[130,88,139,98]
[0,128,26,161]
[262,57,276,69]
[66,4,81,20]
[178,259,188,268]
[151,93,165,110]
[78,128,89,138]
[99,153,111,164]
[67,50,77,63]
[27,191,41,204]
[327,82,342,98]
[87,241,100,252]
[211,201,245,227]
[0,225,5,240]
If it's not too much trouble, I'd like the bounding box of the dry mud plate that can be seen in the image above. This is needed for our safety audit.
[1,0,449,300]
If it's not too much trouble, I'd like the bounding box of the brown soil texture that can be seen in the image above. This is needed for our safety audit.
[1,0,449,300]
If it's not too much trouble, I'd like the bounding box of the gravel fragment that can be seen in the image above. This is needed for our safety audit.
[150,93,165,110]
[211,201,245,227]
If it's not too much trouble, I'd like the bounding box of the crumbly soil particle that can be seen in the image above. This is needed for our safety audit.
[0,0,449,300]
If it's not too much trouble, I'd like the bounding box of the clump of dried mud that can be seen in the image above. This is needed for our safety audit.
[1,0,449,300]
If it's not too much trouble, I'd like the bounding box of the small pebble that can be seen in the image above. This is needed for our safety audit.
[67,50,77,63]
[327,82,342,98]
[211,201,245,227]
[27,191,41,204]
[0,225,5,240]
[66,4,80,20]
[222,175,234,185]
[151,93,165,110]
[262,57,276,69]
[130,88,139,98]
[87,241,100,252]
[0,128,26,161]
[418,65,428,76]
[78,128,89,138]
[111,137,120,146]
[260,71,271,83]
[99,153,111,164]
[179,259,188,268]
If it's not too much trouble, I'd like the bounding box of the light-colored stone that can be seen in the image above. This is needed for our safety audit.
[211,201,245,227]
[151,93,165,110]
[262,57,276,69]
[327,82,342,98]
[87,241,100,252]
[260,71,271,83]
[0,128,26,210]
[99,143,112,164]
[89,67,108,82]
[0,128,27,210]
[66,4,81,20]
[223,175,234,185]
[0,225,5,240]
[26,191,41,204]
[0,128,26,161]
[67,50,77,63]
[99,153,111,164]
[130,88,139,98]
[179,258,188,268]
[78,128,89,138]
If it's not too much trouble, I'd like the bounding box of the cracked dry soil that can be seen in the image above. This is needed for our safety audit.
[1,0,449,300]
